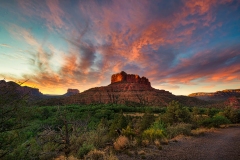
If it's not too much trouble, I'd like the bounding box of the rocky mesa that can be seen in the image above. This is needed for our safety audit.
[64,89,80,96]
[62,71,207,107]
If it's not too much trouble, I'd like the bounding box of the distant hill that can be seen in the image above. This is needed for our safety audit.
[0,80,44,100]
[189,89,240,101]
[0,80,79,104]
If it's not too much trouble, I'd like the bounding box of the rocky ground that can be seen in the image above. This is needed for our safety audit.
[117,126,240,160]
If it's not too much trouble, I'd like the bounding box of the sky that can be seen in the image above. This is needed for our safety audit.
[0,0,240,95]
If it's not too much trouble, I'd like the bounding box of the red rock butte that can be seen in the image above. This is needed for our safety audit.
[111,71,151,87]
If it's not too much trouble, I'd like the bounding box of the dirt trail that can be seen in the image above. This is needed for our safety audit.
[118,127,240,160]
[157,127,240,160]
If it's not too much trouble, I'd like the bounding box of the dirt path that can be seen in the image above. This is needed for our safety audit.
[157,127,240,160]
[118,127,240,160]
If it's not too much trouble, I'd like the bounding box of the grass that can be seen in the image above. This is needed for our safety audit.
[191,128,215,136]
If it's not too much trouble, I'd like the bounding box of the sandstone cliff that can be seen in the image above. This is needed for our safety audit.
[111,71,151,87]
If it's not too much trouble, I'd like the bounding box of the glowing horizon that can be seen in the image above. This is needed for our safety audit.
[0,0,240,95]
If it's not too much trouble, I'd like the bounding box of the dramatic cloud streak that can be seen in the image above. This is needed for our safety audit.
[0,0,239,95]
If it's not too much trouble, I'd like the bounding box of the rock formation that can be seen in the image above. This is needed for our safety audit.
[64,89,80,96]
[60,71,207,107]
[111,71,151,87]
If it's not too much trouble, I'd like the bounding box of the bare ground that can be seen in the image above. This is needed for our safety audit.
[117,126,240,160]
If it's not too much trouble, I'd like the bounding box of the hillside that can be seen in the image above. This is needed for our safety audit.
[0,80,44,101]
[189,89,240,101]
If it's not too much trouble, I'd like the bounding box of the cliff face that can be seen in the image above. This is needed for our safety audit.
[189,89,240,101]
[111,71,151,87]
[64,83,174,106]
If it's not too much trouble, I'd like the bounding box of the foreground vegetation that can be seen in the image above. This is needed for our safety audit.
[1,100,240,159]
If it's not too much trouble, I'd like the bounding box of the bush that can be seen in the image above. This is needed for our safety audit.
[113,136,129,151]
[139,113,155,131]
[200,115,231,128]
[122,125,136,140]
[109,112,128,138]
[142,128,165,143]
[219,107,239,123]
[166,123,192,139]
[151,121,166,132]
[77,143,95,158]
[85,149,105,160]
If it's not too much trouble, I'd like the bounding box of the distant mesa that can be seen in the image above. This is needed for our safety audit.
[111,71,151,87]
[64,89,80,96]
[189,89,240,101]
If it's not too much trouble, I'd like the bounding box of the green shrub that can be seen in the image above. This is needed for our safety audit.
[166,123,192,139]
[200,115,231,128]
[151,121,166,132]
[109,112,128,137]
[142,128,164,142]
[218,107,239,123]
[122,125,136,140]
[77,143,95,158]
[139,113,155,131]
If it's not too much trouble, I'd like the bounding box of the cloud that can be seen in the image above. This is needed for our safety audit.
[160,44,240,84]
[0,44,11,48]
[1,0,239,94]
[7,24,40,47]
[18,0,68,32]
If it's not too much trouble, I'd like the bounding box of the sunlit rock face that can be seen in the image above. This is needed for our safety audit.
[111,71,151,87]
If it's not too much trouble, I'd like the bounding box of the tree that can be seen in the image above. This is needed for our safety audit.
[162,100,191,124]
[36,106,89,158]
[219,106,238,123]
[0,80,31,159]
[109,111,128,138]
[139,112,155,131]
